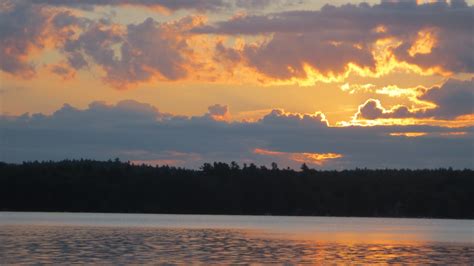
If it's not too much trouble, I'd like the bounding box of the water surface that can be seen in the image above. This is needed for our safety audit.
[1,212,473,264]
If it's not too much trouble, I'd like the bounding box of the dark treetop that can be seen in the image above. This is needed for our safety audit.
[1,159,473,219]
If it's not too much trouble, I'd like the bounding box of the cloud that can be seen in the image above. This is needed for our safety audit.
[29,0,283,13]
[389,132,427,137]
[341,83,376,94]
[1,1,213,88]
[253,148,343,166]
[1,99,472,169]
[3,0,472,86]
[39,100,167,129]
[0,1,47,77]
[242,32,376,81]
[30,0,228,12]
[49,63,75,80]
[356,78,474,120]
[355,98,418,120]
[194,0,474,82]
[0,1,92,77]
[419,78,474,119]
[206,104,230,121]
[262,109,329,127]
[58,15,209,88]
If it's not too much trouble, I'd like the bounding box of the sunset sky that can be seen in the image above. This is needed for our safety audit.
[1,0,473,168]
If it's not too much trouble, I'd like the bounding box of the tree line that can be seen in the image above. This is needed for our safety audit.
[0,159,472,219]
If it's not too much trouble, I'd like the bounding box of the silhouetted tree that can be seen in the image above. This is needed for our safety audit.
[0,159,472,219]
[271,162,279,171]
[301,163,310,172]
[231,161,240,171]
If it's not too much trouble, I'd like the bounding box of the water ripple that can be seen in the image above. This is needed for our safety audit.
[1,225,473,264]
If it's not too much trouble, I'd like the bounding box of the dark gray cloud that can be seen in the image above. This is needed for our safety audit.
[356,99,390,120]
[28,0,284,12]
[50,64,75,79]
[357,78,474,120]
[234,0,299,10]
[195,0,474,79]
[1,99,472,169]
[206,104,230,121]
[419,78,474,119]
[0,1,91,77]
[242,32,376,79]
[208,104,228,116]
[197,1,473,36]
[59,15,201,88]
[31,0,228,12]
[0,1,46,77]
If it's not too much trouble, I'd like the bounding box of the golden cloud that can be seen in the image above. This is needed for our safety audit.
[253,148,343,166]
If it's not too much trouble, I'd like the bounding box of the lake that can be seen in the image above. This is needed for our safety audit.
[0,212,473,264]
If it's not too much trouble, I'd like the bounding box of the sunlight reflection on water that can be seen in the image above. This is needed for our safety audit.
[0,212,473,264]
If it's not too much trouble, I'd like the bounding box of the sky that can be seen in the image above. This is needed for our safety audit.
[0,0,473,169]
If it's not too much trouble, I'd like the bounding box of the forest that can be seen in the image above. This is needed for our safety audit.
[0,159,473,219]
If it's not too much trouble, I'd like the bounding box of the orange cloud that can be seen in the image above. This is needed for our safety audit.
[340,83,376,94]
[253,148,343,166]
[2,1,472,90]
[192,2,472,85]
[350,78,474,126]
[389,132,427,137]
[440,131,468,136]
[408,29,437,57]
[206,104,231,121]
[340,117,474,128]
[213,34,451,87]
[48,62,76,80]
[375,85,422,98]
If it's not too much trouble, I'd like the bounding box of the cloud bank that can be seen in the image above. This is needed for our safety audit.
[2,99,472,169]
